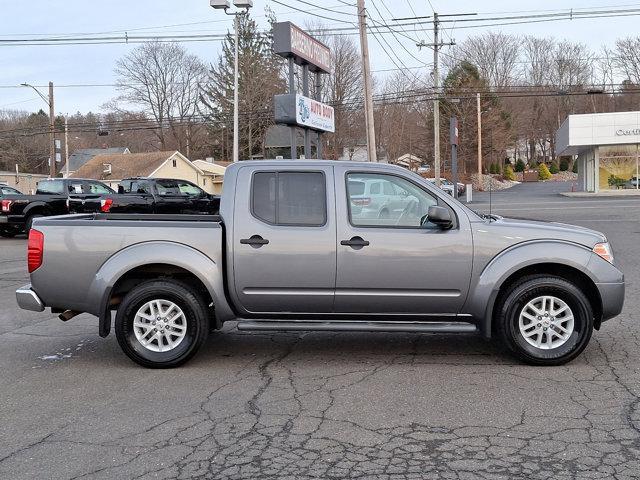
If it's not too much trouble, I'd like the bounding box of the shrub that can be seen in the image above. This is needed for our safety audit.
[504,165,516,181]
[559,159,569,171]
[549,162,559,174]
[607,174,625,189]
[538,162,552,180]
[515,159,526,172]
[572,161,578,173]
[489,163,495,174]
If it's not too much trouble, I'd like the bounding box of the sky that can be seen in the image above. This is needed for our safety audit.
[1,0,640,115]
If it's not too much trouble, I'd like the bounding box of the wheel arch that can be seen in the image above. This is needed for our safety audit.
[490,263,602,335]
[466,240,602,338]
[91,241,232,337]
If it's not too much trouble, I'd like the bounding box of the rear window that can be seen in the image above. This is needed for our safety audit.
[251,171,326,226]
[347,180,365,196]
[36,180,63,194]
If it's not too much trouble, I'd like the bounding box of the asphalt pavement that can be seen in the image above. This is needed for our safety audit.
[1,180,640,479]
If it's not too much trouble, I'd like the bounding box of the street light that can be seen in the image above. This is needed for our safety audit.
[21,82,56,178]
[210,0,252,163]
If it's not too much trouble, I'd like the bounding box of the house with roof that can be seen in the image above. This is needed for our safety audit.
[192,159,231,194]
[62,147,130,177]
[70,150,222,195]
[395,154,425,171]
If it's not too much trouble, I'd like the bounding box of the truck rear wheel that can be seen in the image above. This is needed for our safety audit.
[496,275,594,366]
[115,279,209,368]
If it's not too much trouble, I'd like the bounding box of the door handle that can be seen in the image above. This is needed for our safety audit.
[240,235,269,247]
[340,236,370,249]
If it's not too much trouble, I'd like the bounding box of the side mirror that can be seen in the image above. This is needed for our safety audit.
[426,205,453,229]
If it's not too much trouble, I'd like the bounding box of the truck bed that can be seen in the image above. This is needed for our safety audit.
[29,213,224,316]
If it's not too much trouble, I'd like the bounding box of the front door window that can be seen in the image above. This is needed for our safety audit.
[346,173,438,227]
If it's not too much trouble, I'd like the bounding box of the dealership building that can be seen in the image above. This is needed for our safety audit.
[556,111,640,192]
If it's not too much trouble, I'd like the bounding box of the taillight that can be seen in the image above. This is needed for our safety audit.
[100,198,113,213]
[1,199,13,212]
[352,197,371,207]
[27,229,44,273]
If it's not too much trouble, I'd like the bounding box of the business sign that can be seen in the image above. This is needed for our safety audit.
[273,22,331,74]
[274,94,335,133]
[616,128,640,136]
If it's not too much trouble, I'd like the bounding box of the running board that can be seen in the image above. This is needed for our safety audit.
[236,320,478,333]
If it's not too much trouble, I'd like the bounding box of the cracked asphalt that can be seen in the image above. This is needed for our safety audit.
[1,181,639,479]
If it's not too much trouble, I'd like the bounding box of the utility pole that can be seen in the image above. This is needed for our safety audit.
[417,13,462,186]
[48,82,55,178]
[64,117,69,178]
[357,0,377,162]
[477,92,482,185]
[433,13,440,186]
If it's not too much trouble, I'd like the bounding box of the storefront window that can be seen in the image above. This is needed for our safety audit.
[599,144,640,190]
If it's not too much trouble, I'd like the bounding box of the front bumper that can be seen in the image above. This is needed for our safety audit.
[597,281,625,321]
[16,284,45,312]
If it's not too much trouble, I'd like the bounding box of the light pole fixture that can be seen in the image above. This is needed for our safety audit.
[210,0,252,163]
[21,82,57,178]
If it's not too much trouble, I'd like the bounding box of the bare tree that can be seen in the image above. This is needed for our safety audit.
[448,32,521,89]
[110,41,207,152]
[613,37,640,84]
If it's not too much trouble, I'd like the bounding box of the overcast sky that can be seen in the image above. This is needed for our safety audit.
[1,0,639,114]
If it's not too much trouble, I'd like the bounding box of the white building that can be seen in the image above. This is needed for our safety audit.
[556,112,640,193]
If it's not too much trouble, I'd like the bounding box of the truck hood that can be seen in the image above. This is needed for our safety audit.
[474,215,606,249]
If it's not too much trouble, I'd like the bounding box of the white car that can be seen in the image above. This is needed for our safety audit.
[425,178,465,196]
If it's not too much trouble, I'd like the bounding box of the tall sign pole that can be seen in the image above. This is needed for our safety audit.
[273,22,333,159]
[357,0,377,162]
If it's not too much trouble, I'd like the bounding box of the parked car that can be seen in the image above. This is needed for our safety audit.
[0,178,116,237]
[119,178,220,215]
[17,160,624,368]
[68,177,220,215]
[624,176,639,189]
[347,175,417,221]
[425,178,465,196]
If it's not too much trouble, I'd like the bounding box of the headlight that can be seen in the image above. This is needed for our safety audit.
[593,242,614,263]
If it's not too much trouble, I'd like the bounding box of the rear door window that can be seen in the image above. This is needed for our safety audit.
[85,182,114,194]
[251,171,326,226]
[36,180,64,194]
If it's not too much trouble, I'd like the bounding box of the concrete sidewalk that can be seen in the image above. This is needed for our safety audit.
[561,189,640,197]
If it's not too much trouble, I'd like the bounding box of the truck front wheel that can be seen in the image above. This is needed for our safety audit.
[115,280,209,368]
[496,275,594,366]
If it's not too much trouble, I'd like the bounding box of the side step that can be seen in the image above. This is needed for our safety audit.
[236,320,478,334]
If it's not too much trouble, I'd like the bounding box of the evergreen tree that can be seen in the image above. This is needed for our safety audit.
[200,13,285,160]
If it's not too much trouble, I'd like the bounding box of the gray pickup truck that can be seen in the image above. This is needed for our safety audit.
[16,161,624,368]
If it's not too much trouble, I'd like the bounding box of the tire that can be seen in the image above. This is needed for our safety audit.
[25,214,43,232]
[496,275,594,366]
[0,228,16,238]
[115,279,209,368]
